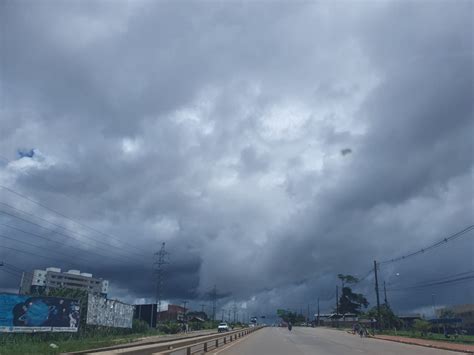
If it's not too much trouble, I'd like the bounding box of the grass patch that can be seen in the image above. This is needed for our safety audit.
[0,330,163,355]
[380,330,474,345]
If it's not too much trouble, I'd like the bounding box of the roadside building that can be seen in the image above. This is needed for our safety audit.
[19,267,108,297]
[438,304,474,334]
[187,311,208,321]
[157,304,187,322]
[397,314,422,329]
[134,304,159,328]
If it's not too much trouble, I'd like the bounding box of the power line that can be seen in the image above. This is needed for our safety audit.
[0,233,88,268]
[380,225,474,265]
[0,222,124,264]
[388,275,474,292]
[355,269,373,283]
[0,207,147,262]
[1,264,23,275]
[0,267,20,279]
[387,271,474,292]
[0,244,81,265]
[0,227,111,266]
[2,262,25,273]
[0,185,147,254]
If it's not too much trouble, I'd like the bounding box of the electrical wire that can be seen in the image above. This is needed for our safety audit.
[355,269,373,283]
[2,262,25,274]
[0,228,113,266]
[0,233,91,268]
[0,185,148,254]
[0,207,147,262]
[387,271,474,292]
[380,225,474,265]
[0,220,134,264]
[0,267,20,279]
[0,244,87,266]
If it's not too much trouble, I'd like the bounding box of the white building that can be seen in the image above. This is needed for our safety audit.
[20,267,109,296]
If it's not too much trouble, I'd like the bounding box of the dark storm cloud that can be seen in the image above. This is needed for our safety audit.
[1,0,472,317]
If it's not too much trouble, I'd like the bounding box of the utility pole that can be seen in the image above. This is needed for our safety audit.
[221,309,225,321]
[153,242,169,326]
[307,304,310,323]
[182,300,188,324]
[317,297,320,326]
[233,302,237,323]
[383,281,388,306]
[374,260,381,330]
[228,309,231,322]
[336,286,339,328]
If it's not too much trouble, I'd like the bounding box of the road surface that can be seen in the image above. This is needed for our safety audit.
[213,327,465,355]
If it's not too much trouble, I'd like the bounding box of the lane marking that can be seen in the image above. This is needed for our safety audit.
[211,330,260,355]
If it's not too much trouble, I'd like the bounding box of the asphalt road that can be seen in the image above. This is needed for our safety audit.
[212,327,465,355]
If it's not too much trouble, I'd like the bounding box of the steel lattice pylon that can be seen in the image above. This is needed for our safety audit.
[153,242,169,324]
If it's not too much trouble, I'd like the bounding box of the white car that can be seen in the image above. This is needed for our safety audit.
[218,322,229,332]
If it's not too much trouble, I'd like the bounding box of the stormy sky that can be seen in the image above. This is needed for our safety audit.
[0,0,473,319]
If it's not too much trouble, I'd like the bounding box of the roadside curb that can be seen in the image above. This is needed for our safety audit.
[372,335,474,354]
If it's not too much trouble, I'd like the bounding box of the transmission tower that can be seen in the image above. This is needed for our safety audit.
[153,242,169,324]
[210,285,217,321]
[233,302,237,323]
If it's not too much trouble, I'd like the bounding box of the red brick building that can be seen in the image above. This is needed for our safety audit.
[157,304,187,322]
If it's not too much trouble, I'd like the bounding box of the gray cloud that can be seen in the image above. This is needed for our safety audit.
[1,0,472,317]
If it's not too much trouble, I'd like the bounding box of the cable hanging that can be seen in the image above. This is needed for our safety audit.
[380,224,474,265]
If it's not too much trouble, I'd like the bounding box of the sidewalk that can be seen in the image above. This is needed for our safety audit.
[373,334,474,354]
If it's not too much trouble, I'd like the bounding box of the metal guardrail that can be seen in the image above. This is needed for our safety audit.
[65,330,216,354]
[156,326,263,355]
[70,326,263,355]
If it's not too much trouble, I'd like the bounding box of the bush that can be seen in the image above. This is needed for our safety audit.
[132,320,150,333]
[413,319,431,337]
[158,322,182,334]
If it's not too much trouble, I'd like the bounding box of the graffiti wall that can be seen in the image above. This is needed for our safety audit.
[86,294,133,328]
[0,293,80,332]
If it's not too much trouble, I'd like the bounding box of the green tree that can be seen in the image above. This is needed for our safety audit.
[276,310,304,324]
[338,286,369,315]
[365,304,402,329]
[337,274,359,287]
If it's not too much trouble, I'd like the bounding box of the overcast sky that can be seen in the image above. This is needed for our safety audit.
[0,0,473,319]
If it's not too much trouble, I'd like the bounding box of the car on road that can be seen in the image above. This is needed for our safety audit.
[218,322,229,332]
